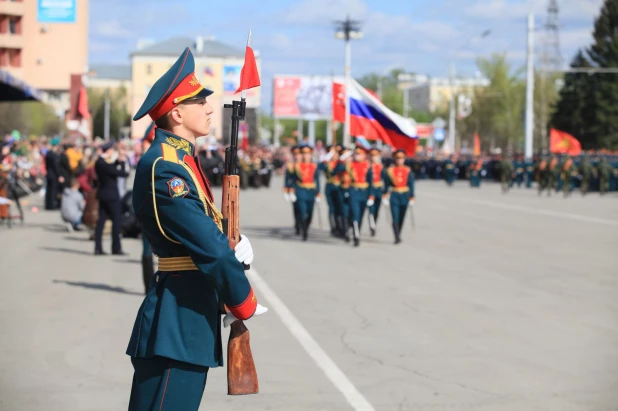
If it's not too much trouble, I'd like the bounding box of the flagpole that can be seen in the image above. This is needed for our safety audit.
[242,30,251,103]
[524,13,534,160]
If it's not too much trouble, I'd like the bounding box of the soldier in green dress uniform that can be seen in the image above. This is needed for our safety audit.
[127,47,267,411]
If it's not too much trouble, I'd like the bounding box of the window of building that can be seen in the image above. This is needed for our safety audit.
[0,16,7,34]
[146,64,152,75]
[0,49,7,67]
[8,17,21,35]
[9,48,21,67]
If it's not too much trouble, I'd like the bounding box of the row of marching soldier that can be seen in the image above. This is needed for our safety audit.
[283,142,415,246]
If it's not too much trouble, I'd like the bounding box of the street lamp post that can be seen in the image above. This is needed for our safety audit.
[335,15,363,147]
[448,29,491,153]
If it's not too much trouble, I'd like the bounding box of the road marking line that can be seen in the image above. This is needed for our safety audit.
[247,268,375,411]
[423,192,618,226]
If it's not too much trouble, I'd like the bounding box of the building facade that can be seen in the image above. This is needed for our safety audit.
[405,77,490,113]
[0,0,88,114]
[130,35,261,141]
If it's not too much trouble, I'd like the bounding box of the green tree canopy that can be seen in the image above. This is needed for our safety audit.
[551,0,618,149]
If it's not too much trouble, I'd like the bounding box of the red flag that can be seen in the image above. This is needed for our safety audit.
[549,128,581,156]
[235,46,260,94]
[332,82,345,123]
[473,132,481,156]
[77,86,90,119]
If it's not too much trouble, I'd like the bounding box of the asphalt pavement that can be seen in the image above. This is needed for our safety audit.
[0,177,616,411]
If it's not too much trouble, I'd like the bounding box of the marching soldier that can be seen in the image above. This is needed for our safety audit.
[383,150,414,244]
[319,145,344,237]
[560,156,576,197]
[337,147,353,242]
[348,146,373,247]
[547,155,559,194]
[444,155,455,186]
[284,146,302,234]
[579,154,593,195]
[292,145,320,241]
[525,158,535,189]
[598,157,612,195]
[367,147,385,237]
[514,155,525,188]
[127,47,267,411]
[469,156,483,188]
[499,156,514,194]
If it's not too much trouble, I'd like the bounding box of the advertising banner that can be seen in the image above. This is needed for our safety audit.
[38,0,76,23]
[273,75,333,119]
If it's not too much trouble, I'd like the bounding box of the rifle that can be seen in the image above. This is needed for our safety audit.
[222,96,259,395]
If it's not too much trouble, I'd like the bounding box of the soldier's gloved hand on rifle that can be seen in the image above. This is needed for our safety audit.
[234,234,254,265]
[366,198,374,207]
[223,303,268,328]
[289,192,297,203]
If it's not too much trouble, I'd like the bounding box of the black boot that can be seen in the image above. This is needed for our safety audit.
[142,255,154,294]
[302,219,309,241]
[393,223,401,244]
[329,214,337,237]
[368,214,376,237]
[352,221,360,247]
[343,218,351,242]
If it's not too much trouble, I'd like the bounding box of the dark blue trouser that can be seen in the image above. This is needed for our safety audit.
[390,192,410,231]
[350,188,369,227]
[296,188,316,224]
[368,187,383,222]
[129,356,209,411]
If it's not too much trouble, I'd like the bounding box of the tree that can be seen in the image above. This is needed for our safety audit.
[460,53,525,152]
[0,101,65,136]
[87,86,131,139]
[552,0,618,149]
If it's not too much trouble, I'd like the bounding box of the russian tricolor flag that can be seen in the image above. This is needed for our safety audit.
[334,79,418,156]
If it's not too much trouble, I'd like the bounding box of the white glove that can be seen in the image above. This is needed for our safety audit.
[366,199,375,207]
[289,193,297,203]
[284,192,291,202]
[382,197,390,206]
[324,150,335,161]
[315,196,321,203]
[408,199,415,207]
[234,234,254,265]
[223,303,269,327]
[340,151,353,161]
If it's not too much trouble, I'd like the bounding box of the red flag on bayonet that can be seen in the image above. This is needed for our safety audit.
[235,45,260,94]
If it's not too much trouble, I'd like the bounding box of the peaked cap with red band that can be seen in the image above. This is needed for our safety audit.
[142,122,156,143]
[133,47,214,122]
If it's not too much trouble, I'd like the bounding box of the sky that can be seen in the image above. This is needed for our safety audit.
[89,0,605,112]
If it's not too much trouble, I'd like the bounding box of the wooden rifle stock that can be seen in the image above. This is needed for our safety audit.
[222,100,259,395]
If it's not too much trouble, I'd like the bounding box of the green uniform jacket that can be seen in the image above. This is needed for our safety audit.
[127,129,257,368]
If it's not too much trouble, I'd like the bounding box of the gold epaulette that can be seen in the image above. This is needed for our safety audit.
[161,143,179,163]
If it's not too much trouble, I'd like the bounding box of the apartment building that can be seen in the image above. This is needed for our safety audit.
[0,0,88,113]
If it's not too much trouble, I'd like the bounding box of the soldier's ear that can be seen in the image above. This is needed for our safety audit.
[169,107,183,125]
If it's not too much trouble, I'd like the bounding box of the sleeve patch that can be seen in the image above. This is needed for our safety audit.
[167,177,190,198]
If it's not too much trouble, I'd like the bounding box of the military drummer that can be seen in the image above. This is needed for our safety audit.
[127,47,267,411]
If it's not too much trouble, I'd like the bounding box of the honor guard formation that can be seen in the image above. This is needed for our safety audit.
[284,141,415,246]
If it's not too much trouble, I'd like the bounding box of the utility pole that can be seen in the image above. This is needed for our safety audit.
[335,16,363,148]
[448,63,456,153]
[104,89,110,140]
[525,13,535,160]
